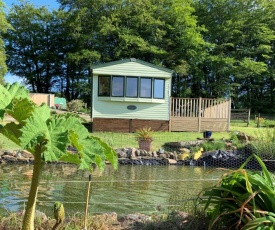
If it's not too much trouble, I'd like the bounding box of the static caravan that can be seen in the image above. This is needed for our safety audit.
[91,58,174,132]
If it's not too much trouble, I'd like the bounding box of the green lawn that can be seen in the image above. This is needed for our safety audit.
[91,123,260,150]
[0,120,263,151]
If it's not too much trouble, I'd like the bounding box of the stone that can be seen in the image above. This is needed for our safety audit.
[135,149,141,156]
[164,158,177,165]
[17,157,30,163]
[116,149,127,158]
[180,148,190,154]
[127,148,136,159]
[2,155,17,162]
[159,153,167,159]
[158,148,165,154]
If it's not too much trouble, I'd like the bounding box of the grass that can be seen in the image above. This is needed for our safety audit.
[0,120,263,151]
[91,123,259,150]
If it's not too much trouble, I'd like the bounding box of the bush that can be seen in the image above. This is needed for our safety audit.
[66,99,86,112]
[252,128,275,158]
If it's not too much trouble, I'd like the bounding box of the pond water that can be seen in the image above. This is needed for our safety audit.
[0,164,223,217]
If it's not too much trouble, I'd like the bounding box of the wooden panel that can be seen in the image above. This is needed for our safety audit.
[201,118,229,132]
[170,117,199,131]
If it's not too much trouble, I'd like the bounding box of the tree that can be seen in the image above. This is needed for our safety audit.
[0,82,118,230]
[5,2,62,93]
[58,0,206,97]
[194,0,275,110]
[0,1,13,84]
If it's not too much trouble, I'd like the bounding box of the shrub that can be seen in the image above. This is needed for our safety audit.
[252,128,275,158]
[67,99,86,112]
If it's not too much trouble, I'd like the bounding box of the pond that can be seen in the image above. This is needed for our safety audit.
[0,163,223,217]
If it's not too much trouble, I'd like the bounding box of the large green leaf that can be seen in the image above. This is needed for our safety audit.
[5,98,36,123]
[19,105,50,151]
[0,83,30,120]
[0,122,22,146]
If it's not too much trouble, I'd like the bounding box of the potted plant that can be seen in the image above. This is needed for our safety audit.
[135,127,154,151]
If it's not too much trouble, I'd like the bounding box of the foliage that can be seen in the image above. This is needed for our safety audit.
[199,154,275,230]
[252,128,275,159]
[5,0,275,111]
[135,127,154,142]
[0,0,13,84]
[66,99,86,112]
[229,131,247,149]
[200,141,226,152]
[0,82,118,230]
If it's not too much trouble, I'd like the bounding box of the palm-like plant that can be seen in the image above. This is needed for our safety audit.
[0,83,118,230]
[199,154,275,230]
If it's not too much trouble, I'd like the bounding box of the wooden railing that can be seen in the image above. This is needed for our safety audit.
[171,97,230,118]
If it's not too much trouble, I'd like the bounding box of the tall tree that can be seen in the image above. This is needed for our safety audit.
[0,1,12,84]
[58,0,206,97]
[194,0,275,111]
[5,2,61,92]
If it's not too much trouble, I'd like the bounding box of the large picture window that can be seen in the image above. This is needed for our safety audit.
[98,75,165,99]
[98,76,110,96]
[112,76,124,97]
[140,78,152,98]
[153,79,164,99]
[126,77,138,97]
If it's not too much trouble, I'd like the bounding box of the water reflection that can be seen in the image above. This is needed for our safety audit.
[0,164,223,216]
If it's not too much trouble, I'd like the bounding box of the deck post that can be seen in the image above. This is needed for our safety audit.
[228,98,231,131]
[169,97,172,132]
[198,97,202,132]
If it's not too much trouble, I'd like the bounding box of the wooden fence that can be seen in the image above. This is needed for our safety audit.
[231,109,251,126]
[170,97,231,132]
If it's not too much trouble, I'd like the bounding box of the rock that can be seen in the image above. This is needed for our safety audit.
[127,148,136,159]
[124,213,151,222]
[164,158,177,165]
[135,149,141,156]
[237,132,255,142]
[159,153,167,159]
[116,149,127,158]
[16,151,22,158]
[152,151,158,157]
[158,148,165,154]
[17,157,30,163]
[2,155,17,162]
[180,148,190,154]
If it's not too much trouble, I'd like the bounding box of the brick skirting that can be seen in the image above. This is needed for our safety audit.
[92,118,169,132]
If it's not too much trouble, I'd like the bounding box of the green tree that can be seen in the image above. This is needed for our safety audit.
[0,83,118,230]
[5,2,62,92]
[58,0,206,97]
[0,1,12,84]
[194,0,275,110]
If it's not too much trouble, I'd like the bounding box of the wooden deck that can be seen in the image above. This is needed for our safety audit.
[170,97,231,132]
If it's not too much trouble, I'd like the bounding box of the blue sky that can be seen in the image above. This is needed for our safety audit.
[4,0,59,84]
[4,0,59,10]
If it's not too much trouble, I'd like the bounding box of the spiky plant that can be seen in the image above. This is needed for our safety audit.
[199,154,275,229]
[0,83,118,230]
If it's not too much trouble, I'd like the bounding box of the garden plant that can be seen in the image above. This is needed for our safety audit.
[0,83,118,230]
[199,154,275,229]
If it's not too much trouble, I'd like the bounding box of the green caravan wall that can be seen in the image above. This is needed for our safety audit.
[54,97,66,109]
